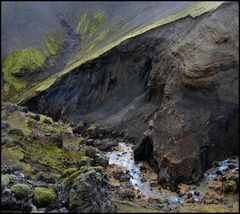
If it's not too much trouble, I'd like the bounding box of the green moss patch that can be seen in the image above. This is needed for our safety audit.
[86,124,97,131]
[76,10,90,38]
[63,170,82,190]
[11,183,33,200]
[2,48,46,96]
[64,168,77,177]
[24,141,68,171]
[224,181,237,192]
[76,10,106,38]
[85,27,112,52]
[2,146,24,165]
[44,30,65,57]
[87,11,106,36]
[3,30,65,101]
[1,174,19,189]
[5,110,31,135]
[33,187,56,208]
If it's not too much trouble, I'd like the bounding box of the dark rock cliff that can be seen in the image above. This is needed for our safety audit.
[23,2,239,186]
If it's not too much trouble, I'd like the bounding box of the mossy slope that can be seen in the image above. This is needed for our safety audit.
[1,103,86,180]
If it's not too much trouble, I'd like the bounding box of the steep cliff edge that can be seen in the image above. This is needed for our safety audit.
[21,2,239,186]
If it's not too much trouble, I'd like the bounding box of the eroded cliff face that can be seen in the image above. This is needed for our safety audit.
[144,1,239,187]
[23,2,239,186]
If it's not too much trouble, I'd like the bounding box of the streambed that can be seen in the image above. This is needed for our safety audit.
[106,141,239,205]
[106,142,185,203]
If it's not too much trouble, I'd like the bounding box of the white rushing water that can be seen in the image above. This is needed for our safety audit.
[204,158,238,181]
[106,142,161,198]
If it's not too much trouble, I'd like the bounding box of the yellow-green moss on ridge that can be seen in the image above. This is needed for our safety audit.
[85,27,112,52]
[44,30,65,57]
[3,30,65,101]
[76,10,106,38]
[87,11,106,36]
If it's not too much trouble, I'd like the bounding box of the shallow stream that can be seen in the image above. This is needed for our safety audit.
[106,142,239,205]
[106,142,187,204]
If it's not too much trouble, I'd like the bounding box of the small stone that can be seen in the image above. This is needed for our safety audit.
[187,192,192,199]
[194,191,200,196]
[30,114,40,121]
[43,118,52,124]
[43,133,50,137]
[78,157,94,168]
[85,139,94,146]
[32,168,39,175]
[72,121,86,134]
[19,173,25,178]
[220,177,227,182]
[228,164,236,170]
[21,106,28,113]
[150,180,158,187]
[48,134,63,148]
[216,170,223,175]
[178,192,185,197]
[140,178,147,182]
[214,186,222,191]
[95,155,108,168]
[8,128,25,137]
[1,122,10,129]
[186,198,193,203]
[140,165,147,171]
[85,146,97,158]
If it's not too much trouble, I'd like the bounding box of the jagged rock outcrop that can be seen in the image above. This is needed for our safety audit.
[136,2,239,186]
[22,2,238,186]
[65,167,116,213]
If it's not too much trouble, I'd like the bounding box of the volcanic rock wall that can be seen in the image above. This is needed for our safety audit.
[23,2,239,186]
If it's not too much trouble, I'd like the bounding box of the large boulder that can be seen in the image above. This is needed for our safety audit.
[68,167,116,213]
[33,187,57,208]
[1,181,34,212]
[10,183,33,200]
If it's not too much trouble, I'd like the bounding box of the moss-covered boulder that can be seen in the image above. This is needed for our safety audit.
[1,174,19,190]
[77,156,94,168]
[63,171,82,190]
[11,183,33,200]
[68,168,116,213]
[224,180,237,193]
[63,168,77,177]
[33,187,56,208]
